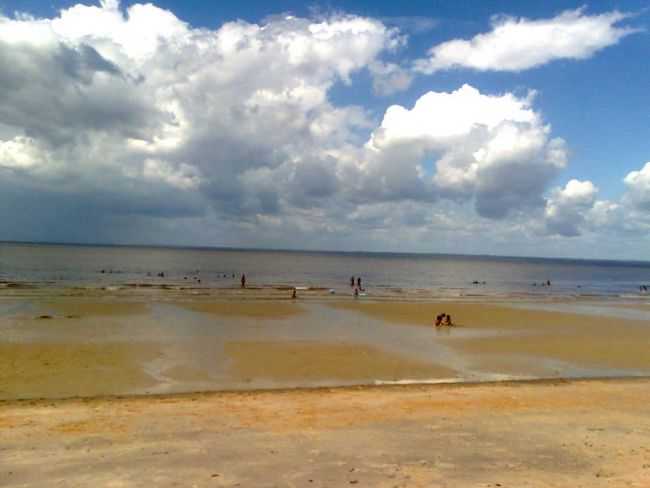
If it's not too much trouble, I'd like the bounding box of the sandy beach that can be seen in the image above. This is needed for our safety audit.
[2,379,650,487]
[2,290,650,486]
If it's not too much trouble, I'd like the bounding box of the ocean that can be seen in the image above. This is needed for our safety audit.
[1,241,649,298]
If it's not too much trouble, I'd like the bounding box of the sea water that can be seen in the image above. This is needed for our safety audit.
[1,241,649,298]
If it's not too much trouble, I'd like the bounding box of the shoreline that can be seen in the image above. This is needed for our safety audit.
[3,374,649,406]
[2,279,650,301]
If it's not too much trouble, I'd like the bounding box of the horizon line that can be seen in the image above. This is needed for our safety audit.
[1,239,649,266]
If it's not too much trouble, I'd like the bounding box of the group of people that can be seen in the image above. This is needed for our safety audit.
[350,276,363,288]
[434,313,454,327]
[532,280,552,287]
[350,276,365,297]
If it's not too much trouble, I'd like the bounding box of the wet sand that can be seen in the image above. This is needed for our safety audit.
[331,300,650,375]
[177,300,305,319]
[39,300,149,317]
[2,295,650,400]
[451,332,650,371]
[1,379,650,487]
[0,342,160,399]
[330,299,650,330]
[224,341,457,383]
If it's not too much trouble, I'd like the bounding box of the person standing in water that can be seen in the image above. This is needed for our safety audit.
[241,273,246,288]
[350,276,355,287]
[357,276,362,289]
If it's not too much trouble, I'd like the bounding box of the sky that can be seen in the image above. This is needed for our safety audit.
[0,0,649,259]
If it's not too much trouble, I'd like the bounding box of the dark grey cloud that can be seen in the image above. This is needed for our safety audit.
[0,40,165,146]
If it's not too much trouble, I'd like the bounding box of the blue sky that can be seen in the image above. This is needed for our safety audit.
[0,0,649,258]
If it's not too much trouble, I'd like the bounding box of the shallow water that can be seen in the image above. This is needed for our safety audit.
[2,241,650,298]
[2,293,650,400]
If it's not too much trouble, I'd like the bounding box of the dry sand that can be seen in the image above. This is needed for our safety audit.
[2,379,650,487]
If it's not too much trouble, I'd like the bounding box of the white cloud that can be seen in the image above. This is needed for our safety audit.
[586,200,623,229]
[623,162,650,211]
[414,8,638,74]
[370,85,538,144]
[380,16,438,35]
[0,1,400,222]
[544,179,598,236]
[540,170,650,238]
[0,136,47,169]
[363,84,567,218]
[368,61,413,96]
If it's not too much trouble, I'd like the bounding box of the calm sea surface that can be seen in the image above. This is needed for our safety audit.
[2,242,650,298]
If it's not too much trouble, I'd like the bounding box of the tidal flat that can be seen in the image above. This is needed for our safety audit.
[1,288,649,399]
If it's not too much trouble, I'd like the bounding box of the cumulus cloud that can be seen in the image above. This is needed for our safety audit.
[0,1,646,255]
[544,179,598,236]
[586,199,624,230]
[0,1,400,225]
[539,162,650,239]
[363,84,567,218]
[368,61,413,96]
[414,8,638,73]
[623,162,650,211]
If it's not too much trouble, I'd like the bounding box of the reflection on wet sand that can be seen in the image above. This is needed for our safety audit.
[451,332,650,371]
[331,300,650,376]
[40,300,149,317]
[177,300,304,319]
[1,291,650,400]
[329,300,649,330]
